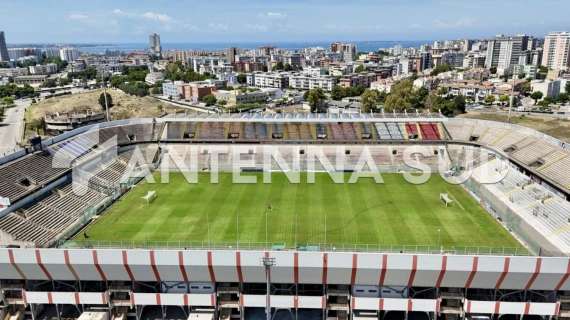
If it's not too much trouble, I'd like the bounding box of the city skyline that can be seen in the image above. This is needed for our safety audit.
[1,0,570,44]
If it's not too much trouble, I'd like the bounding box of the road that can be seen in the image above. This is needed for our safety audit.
[0,99,30,157]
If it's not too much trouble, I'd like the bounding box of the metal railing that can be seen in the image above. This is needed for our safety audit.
[57,239,530,256]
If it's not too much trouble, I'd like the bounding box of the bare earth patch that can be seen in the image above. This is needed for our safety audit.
[459,111,570,143]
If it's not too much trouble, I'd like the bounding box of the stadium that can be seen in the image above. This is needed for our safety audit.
[1,113,570,320]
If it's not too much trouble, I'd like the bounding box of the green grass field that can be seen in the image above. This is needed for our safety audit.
[74,172,524,250]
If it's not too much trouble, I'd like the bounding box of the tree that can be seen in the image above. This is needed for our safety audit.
[354,65,365,73]
[201,94,217,106]
[0,84,37,99]
[99,92,113,110]
[453,95,466,114]
[430,64,452,76]
[68,67,98,81]
[558,92,569,104]
[499,95,510,106]
[273,61,284,71]
[530,91,543,105]
[566,81,570,95]
[164,62,211,82]
[330,85,367,101]
[41,78,58,88]
[360,89,380,113]
[331,86,344,101]
[2,96,14,106]
[58,77,71,87]
[484,95,496,105]
[425,94,466,116]
[538,97,553,108]
[305,88,326,113]
[237,73,247,84]
[519,81,531,96]
[384,79,417,112]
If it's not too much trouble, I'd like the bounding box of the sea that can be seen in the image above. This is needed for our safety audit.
[72,40,429,54]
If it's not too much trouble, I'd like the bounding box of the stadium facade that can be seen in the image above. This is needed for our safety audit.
[1,113,570,320]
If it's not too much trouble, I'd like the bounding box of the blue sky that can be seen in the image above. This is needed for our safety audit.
[2,0,569,44]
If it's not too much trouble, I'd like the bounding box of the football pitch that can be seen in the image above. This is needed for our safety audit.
[74,172,524,251]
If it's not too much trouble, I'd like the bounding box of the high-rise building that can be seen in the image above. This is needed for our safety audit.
[485,34,529,74]
[226,47,238,64]
[0,31,9,62]
[59,47,79,62]
[542,32,570,72]
[149,33,161,57]
[330,42,357,62]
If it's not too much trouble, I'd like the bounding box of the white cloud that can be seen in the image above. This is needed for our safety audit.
[112,9,173,23]
[67,13,89,21]
[208,23,229,31]
[112,9,127,16]
[258,12,287,20]
[142,12,173,23]
[246,24,269,32]
[182,24,200,31]
[433,18,476,29]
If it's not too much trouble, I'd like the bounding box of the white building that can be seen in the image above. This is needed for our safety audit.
[246,72,290,89]
[531,80,562,98]
[145,72,164,85]
[59,47,80,62]
[542,32,570,72]
[512,64,538,79]
[43,47,60,59]
[29,63,58,75]
[371,79,395,93]
[288,74,337,91]
[214,88,282,106]
[0,67,29,77]
[485,35,529,75]
[162,80,183,99]
[303,67,327,77]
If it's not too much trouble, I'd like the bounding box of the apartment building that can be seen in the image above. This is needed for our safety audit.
[29,63,58,75]
[485,34,529,74]
[331,42,357,62]
[288,74,337,91]
[542,32,570,71]
[339,73,377,88]
[246,72,290,89]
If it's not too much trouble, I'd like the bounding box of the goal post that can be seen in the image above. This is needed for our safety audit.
[440,193,453,207]
[142,191,157,205]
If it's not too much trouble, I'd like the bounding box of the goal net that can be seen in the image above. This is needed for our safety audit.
[440,193,453,207]
[142,191,157,205]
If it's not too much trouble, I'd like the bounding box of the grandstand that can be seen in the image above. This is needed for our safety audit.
[1,113,570,320]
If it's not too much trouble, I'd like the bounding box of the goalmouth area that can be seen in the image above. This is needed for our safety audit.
[71,172,525,253]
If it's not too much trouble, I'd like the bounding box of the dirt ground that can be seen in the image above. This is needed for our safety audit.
[459,111,570,143]
[27,89,179,121]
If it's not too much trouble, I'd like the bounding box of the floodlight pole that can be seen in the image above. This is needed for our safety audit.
[508,74,515,123]
[102,80,110,122]
[438,228,441,252]
[294,211,298,248]
[262,256,276,320]
[207,211,211,247]
[324,213,327,247]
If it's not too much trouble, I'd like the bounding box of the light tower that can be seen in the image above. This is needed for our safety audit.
[262,256,276,320]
